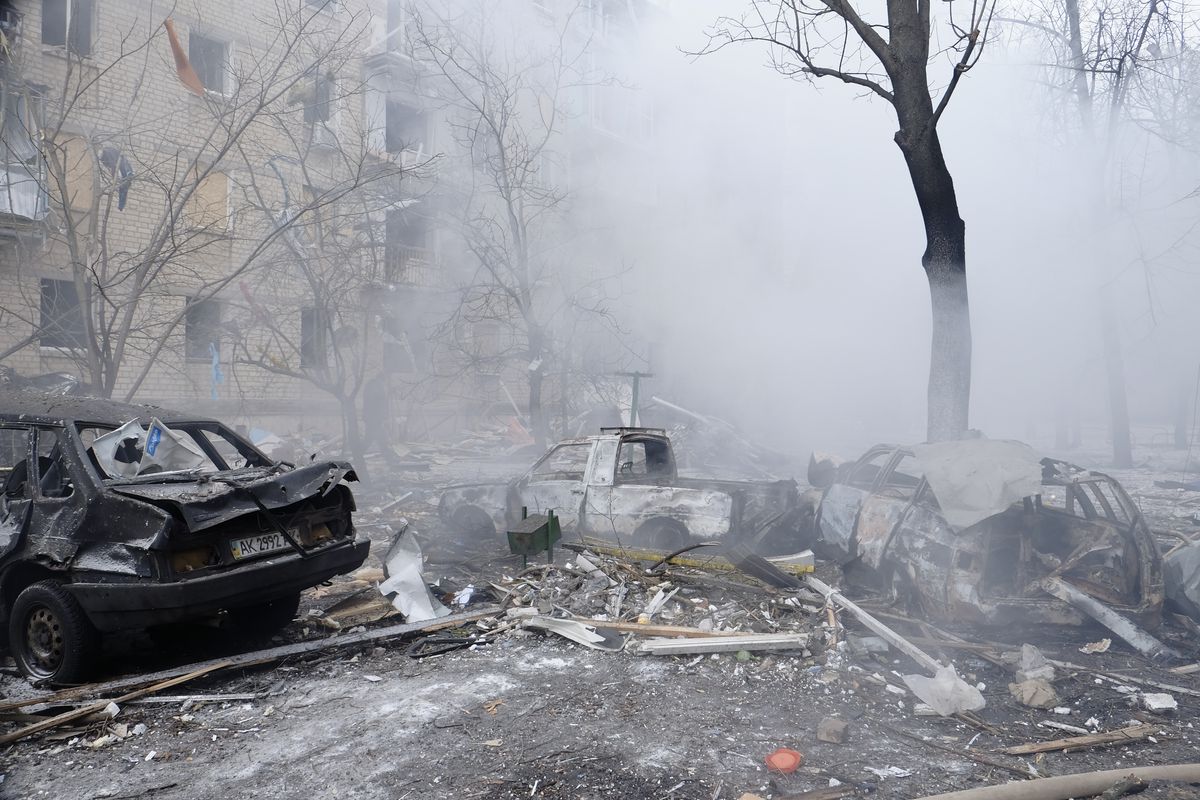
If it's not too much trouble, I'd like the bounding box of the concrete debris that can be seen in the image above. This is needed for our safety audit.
[1139,692,1178,713]
[1080,638,1112,654]
[1016,643,1056,682]
[1009,678,1060,709]
[816,717,850,744]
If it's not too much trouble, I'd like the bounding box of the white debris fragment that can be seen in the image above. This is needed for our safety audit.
[132,724,148,736]
[1080,638,1111,654]
[363,675,383,683]
[101,702,120,719]
[902,665,986,717]
[1140,692,1178,713]
[866,766,913,779]
[1016,644,1056,683]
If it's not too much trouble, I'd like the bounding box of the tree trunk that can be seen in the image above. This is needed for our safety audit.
[1100,289,1133,467]
[527,326,549,448]
[340,395,369,479]
[895,126,972,442]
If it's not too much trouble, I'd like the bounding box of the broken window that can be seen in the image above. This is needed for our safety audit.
[616,439,672,482]
[196,429,249,469]
[385,100,425,155]
[0,426,31,494]
[35,428,73,498]
[881,453,922,496]
[39,278,86,350]
[42,0,93,56]
[188,33,228,95]
[304,71,334,123]
[0,85,46,221]
[531,444,590,482]
[300,307,328,368]
[846,449,891,489]
[185,297,221,360]
[82,419,216,480]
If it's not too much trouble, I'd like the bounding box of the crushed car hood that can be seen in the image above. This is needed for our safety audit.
[109,461,357,531]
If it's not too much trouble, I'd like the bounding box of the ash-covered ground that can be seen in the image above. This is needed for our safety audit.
[5,432,1200,799]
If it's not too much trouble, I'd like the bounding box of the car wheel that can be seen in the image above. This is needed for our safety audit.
[9,580,99,684]
[228,592,301,642]
[453,506,498,543]
[635,518,689,551]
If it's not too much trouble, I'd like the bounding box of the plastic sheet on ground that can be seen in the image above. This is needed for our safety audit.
[379,532,452,623]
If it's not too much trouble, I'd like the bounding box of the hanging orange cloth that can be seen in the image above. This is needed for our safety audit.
[163,19,206,97]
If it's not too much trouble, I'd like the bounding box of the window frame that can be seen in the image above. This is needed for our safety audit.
[38,277,87,351]
[188,30,231,97]
[184,296,222,362]
[41,0,95,57]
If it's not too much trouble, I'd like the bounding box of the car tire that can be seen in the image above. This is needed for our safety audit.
[229,592,301,642]
[635,518,689,551]
[9,580,100,685]
[453,506,498,543]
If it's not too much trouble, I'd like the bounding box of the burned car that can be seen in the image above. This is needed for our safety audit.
[810,440,1164,629]
[0,391,369,683]
[440,428,807,554]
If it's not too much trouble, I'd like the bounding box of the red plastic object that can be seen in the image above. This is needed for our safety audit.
[764,747,804,773]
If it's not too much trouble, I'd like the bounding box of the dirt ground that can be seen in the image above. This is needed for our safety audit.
[5,440,1200,799]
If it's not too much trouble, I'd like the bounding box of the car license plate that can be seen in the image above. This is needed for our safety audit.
[229,531,293,560]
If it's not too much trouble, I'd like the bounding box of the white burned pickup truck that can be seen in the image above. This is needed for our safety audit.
[438,428,807,553]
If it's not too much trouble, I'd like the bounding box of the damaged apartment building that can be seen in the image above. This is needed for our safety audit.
[0,0,660,443]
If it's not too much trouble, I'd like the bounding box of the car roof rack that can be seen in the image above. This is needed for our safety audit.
[599,427,668,435]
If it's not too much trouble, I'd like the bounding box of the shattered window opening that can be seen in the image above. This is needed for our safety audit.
[846,449,891,489]
[530,443,589,482]
[41,0,93,56]
[39,278,87,350]
[34,428,73,498]
[80,419,219,480]
[615,438,672,483]
[0,426,31,496]
[188,33,229,95]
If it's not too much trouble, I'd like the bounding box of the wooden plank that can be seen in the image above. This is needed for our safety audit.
[0,606,500,714]
[0,661,233,745]
[568,618,759,639]
[637,633,808,655]
[1000,724,1157,755]
[805,576,941,674]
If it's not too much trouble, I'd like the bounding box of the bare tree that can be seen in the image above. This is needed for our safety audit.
[700,0,996,441]
[408,1,619,447]
[0,2,386,405]
[1009,0,1185,464]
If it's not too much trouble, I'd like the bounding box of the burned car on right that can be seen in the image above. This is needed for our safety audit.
[809,440,1164,629]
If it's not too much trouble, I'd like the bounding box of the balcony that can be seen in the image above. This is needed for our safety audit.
[384,243,435,287]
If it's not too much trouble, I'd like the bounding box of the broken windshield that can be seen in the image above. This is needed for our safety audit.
[78,420,270,481]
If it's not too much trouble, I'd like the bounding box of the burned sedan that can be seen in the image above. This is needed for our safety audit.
[0,391,369,683]
[811,440,1164,630]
